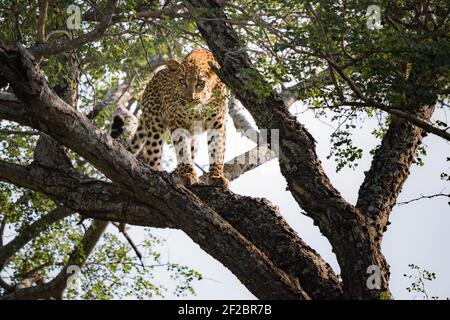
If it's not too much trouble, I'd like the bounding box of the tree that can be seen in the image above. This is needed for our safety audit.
[0,0,448,299]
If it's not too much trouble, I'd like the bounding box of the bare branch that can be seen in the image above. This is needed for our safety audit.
[224,144,275,181]
[398,193,450,206]
[280,69,333,107]
[0,129,39,136]
[226,96,277,178]
[30,0,119,57]
[112,222,145,269]
[228,96,259,143]
[336,100,450,144]
[325,60,450,142]
[36,0,49,44]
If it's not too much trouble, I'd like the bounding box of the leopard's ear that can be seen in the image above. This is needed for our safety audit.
[207,60,220,71]
[207,60,220,77]
[166,59,181,71]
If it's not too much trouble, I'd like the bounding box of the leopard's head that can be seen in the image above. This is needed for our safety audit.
[166,49,221,105]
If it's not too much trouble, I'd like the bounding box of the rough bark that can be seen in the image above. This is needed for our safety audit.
[0,155,343,299]
[193,186,342,299]
[0,44,310,299]
[223,144,274,181]
[0,160,174,229]
[0,2,436,299]
[280,69,334,108]
[186,0,390,299]
[357,106,435,237]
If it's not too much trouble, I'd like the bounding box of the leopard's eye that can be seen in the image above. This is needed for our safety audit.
[197,80,205,86]
[179,78,185,85]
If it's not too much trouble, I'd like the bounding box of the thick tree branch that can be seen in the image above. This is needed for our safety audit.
[36,0,49,44]
[187,0,390,299]
[356,105,436,235]
[30,0,119,57]
[0,44,308,299]
[0,151,344,299]
[192,186,342,299]
[0,160,174,229]
[5,51,110,300]
[280,69,333,108]
[0,159,319,299]
[0,159,342,299]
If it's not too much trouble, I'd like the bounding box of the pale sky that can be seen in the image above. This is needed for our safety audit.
[126,101,449,300]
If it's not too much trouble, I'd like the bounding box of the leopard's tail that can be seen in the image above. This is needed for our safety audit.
[110,115,125,139]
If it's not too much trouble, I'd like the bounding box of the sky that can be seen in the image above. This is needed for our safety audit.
[126,100,449,300]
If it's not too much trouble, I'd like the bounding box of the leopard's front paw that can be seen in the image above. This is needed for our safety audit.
[174,165,199,186]
[206,174,229,188]
[178,172,199,186]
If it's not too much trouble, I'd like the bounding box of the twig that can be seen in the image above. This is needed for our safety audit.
[17,261,52,280]
[336,99,450,142]
[30,0,119,57]
[36,0,48,44]
[0,129,40,136]
[112,222,145,270]
[398,193,449,206]
[12,0,23,42]
[194,162,207,174]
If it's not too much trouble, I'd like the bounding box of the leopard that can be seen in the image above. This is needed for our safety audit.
[128,48,229,188]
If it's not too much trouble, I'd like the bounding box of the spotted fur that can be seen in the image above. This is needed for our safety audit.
[128,48,229,187]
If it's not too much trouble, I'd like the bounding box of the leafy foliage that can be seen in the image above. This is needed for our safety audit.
[0,0,203,299]
[403,264,444,300]
[224,0,449,170]
[0,0,449,299]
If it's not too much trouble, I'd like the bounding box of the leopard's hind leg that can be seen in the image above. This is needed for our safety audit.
[142,115,165,171]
